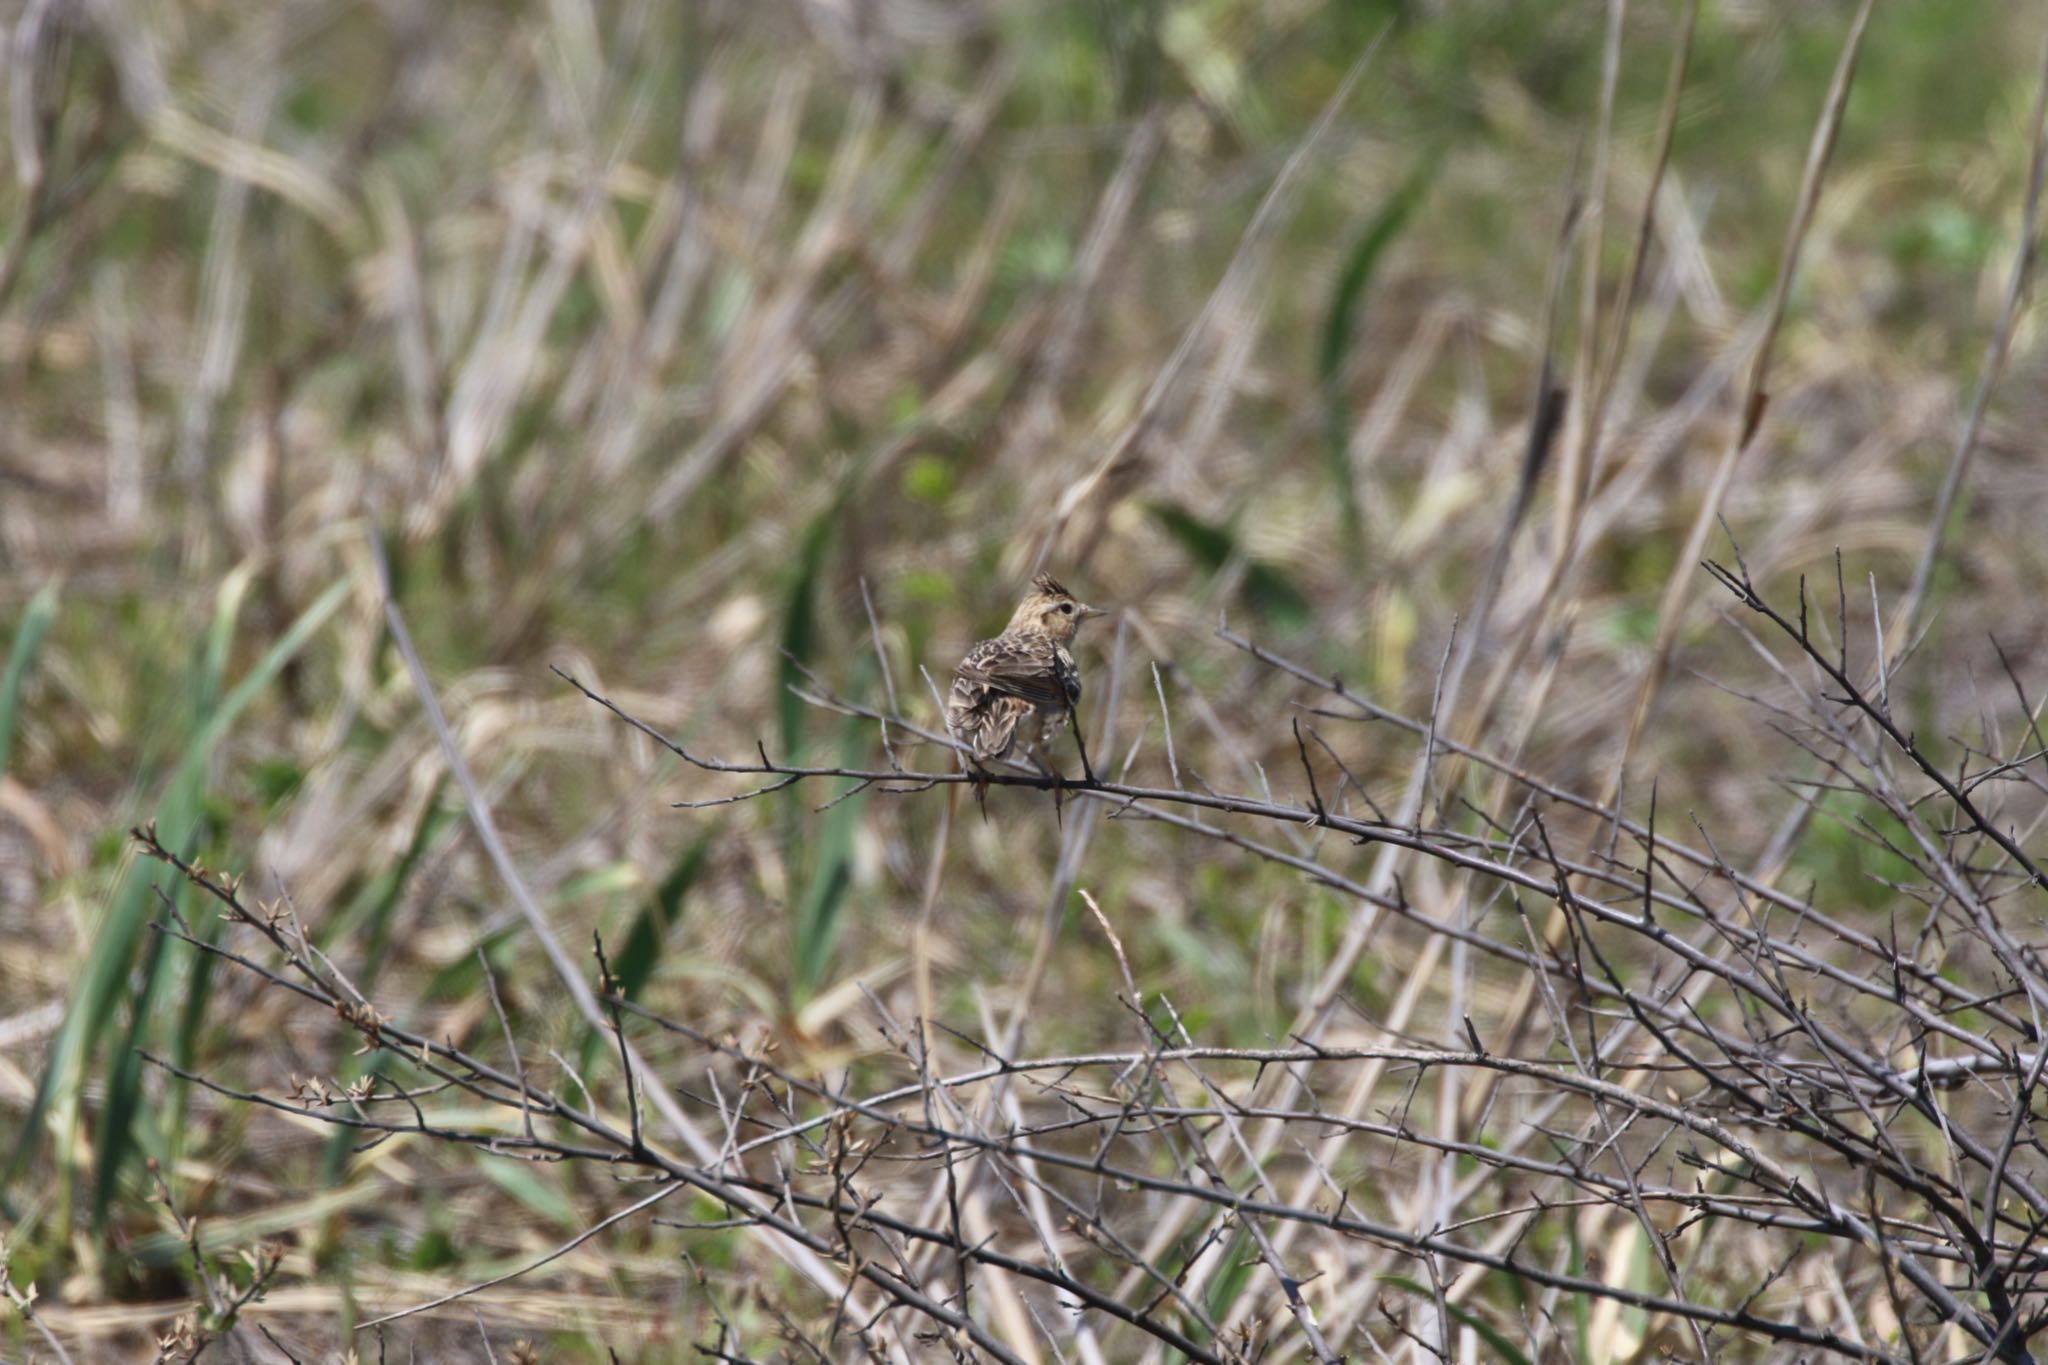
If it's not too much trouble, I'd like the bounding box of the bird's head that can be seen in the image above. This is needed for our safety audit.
[1006,572,1107,642]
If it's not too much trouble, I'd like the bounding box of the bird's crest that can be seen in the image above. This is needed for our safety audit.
[1030,571,1072,599]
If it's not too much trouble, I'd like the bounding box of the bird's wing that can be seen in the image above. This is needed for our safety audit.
[948,634,1074,762]
[953,634,1071,710]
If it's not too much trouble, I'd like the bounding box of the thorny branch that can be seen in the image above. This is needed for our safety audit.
[132,551,2048,1360]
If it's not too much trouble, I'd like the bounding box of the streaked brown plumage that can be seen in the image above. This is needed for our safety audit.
[947,573,1106,775]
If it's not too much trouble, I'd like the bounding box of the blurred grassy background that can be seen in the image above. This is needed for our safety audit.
[3,0,2047,1358]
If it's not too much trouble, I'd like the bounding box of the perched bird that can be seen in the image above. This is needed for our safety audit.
[947,573,1107,807]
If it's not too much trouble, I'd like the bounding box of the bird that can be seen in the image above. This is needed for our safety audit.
[947,572,1107,813]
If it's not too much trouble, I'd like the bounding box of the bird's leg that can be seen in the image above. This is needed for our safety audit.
[1027,747,1066,824]
[1066,702,1098,785]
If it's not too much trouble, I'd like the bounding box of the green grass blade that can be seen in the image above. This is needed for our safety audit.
[93,924,172,1222]
[0,577,60,780]
[196,562,257,721]
[792,718,865,999]
[323,777,457,979]
[8,576,349,1224]
[1378,1273,1534,1365]
[577,832,715,1084]
[1320,161,1433,559]
[1200,1225,1255,1324]
[316,783,456,1189]
[618,832,713,1001]
[1148,502,1313,630]
[91,575,349,1224]
[1570,1215,1590,1361]
[477,1154,577,1230]
[779,508,835,762]
[178,577,350,793]
[167,901,226,1169]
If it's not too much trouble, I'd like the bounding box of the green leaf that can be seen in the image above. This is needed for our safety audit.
[902,453,955,504]
[249,757,305,808]
[407,1226,459,1271]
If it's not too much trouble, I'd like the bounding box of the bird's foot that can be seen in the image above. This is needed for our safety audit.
[1031,753,1068,824]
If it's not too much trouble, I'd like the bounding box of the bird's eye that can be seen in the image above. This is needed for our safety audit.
[1057,602,1074,614]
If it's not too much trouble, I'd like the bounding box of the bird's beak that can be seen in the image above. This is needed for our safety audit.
[1078,602,1109,620]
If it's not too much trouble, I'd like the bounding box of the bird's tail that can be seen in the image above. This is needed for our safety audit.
[946,761,990,824]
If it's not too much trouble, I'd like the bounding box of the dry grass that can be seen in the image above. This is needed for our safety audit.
[6,2,2048,1361]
